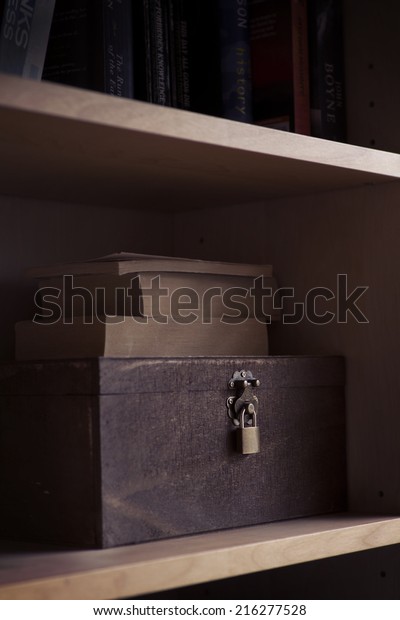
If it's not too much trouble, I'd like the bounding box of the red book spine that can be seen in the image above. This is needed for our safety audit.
[250,0,310,135]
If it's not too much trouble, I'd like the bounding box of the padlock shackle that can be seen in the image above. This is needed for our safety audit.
[239,406,257,429]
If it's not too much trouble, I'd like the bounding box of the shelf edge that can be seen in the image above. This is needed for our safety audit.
[1,74,400,182]
[0,514,399,599]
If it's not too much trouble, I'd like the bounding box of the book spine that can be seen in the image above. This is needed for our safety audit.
[143,0,171,105]
[249,0,290,129]
[0,0,56,79]
[102,0,134,98]
[168,0,191,110]
[131,0,147,101]
[218,0,253,123]
[187,1,252,121]
[44,0,134,97]
[308,0,346,141]
[183,2,220,117]
[42,0,91,88]
[249,0,310,134]
[142,0,153,101]
[291,0,310,135]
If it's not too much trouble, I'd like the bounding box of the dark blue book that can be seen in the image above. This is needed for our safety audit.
[0,0,56,79]
[308,0,346,141]
[218,0,253,123]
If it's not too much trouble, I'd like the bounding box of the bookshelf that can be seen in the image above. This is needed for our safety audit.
[1,0,400,599]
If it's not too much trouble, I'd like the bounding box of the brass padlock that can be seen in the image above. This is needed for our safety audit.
[236,404,261,455]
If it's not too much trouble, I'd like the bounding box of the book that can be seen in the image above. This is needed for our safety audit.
[189,0,253,123]
[167,0,191,110]
[136,0,171,106]
[35,271,280,322]
[42,0,133,98]
[15,315,269,359]
[219,0,253,123]
[308,0,346,142]
[249,0,310,134]
[26,251,274,279]
[102,0,134,98]
[0,0,56,79]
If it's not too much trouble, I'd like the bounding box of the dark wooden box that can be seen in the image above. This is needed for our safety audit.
[0,356,346,548]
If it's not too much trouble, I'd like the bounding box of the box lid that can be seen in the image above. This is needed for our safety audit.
[0,356,344,395]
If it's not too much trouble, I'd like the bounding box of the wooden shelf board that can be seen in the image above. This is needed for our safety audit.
[1,75,400,210]
[0,514,399,599]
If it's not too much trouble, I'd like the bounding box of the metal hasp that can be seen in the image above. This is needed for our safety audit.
[226,370,261,455]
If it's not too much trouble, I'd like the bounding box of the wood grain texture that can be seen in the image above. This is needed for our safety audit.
[0,515,399,599]
[0,75,400,211]
[0,357,346,548]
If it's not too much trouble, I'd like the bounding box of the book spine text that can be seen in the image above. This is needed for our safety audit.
[0,0,55,78]
[219,0,253,123]
[103,0,134,98]
[308,0,346,141]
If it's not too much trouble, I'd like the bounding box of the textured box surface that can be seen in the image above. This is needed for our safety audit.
[0,356,346,548]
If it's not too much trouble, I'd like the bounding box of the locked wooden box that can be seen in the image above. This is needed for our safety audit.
[0,356,346,548]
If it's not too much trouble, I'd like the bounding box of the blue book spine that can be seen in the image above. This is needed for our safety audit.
[219,0,253,123]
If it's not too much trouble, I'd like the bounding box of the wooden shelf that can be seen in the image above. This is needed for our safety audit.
[1,74,400,211]
[1,514,399,600]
